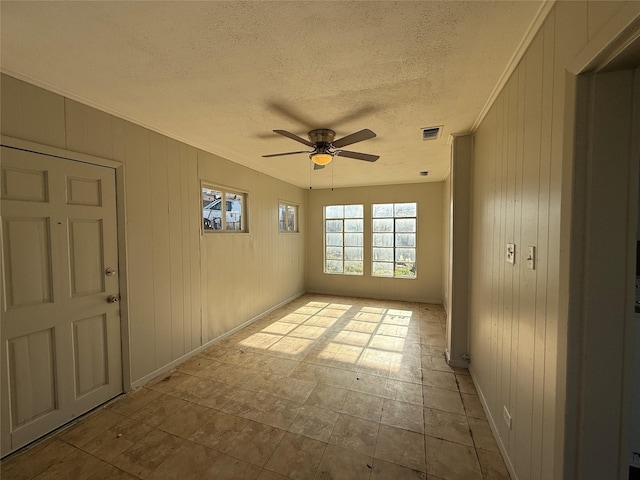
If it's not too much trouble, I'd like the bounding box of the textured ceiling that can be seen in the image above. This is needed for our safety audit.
[1,1,544,189]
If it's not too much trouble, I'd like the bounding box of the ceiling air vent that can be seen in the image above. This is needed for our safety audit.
[422,126,442,141]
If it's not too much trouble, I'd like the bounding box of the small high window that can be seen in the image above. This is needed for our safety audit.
[279,202,299,232]
[202,185,246,232]
[324,204,364,275]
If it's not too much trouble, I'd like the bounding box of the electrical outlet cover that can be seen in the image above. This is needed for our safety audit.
[506,243,515,264]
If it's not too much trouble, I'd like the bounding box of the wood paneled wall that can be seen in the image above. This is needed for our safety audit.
[468,2,633,479]
[1,74,306,386]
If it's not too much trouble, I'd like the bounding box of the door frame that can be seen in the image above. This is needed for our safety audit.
[0,135,133,394]
[560,7,640,479]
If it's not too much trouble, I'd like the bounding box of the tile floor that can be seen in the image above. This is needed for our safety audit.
[1,294,511,480]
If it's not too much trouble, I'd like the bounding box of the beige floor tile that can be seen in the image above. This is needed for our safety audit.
[111,429,184,478]
[269,375,316,403]
[32,446,108,480]
[158,403,216,438]
[384,379,423,405]
[106,388,161,417]
[381,399,424,433]
[257,469,291,480]
[190,410,249,450]
[146,370,191,394]
[421,353,452,371]
[424,408,473,447]
[171,376,219,403]
[370,458,426,480]
[320,366,357,388]
[455,373,477,394]
[81,417,154,461]
[289,405,340,442]
[224,420,286,467]
[0,438,76,480]
[374,424,426,472]
[86,463,139,480]
[265,432,327,480]
[389,364,423,384]
[425,436,482,480]
[329,414,379,456]
[305,384,349,411]
[58,409,126,447]
[290,362,327,383]
[351,373,388,396]
[461,393,486,419]
[476,448,511,480]
[130,393,189,427]
[175,355,213,375]
[316,443,373,480]
[422,386,465,415]
[146,441,221,479]
[247,395,301,430]
[210,453,262,480]
[422,370,458,391]
[468,416,499,452]
[340,390,384,422]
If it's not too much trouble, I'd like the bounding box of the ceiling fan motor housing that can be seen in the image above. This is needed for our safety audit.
[308,129,336,145]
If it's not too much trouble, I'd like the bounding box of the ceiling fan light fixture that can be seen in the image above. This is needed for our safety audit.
[311,152,333,165]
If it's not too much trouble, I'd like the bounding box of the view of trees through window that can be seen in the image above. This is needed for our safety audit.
[372,202,417,278]
[324,204,364,275]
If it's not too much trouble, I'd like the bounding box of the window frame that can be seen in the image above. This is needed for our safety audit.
[201,182,248,234]
[323,204,364,276]
[279,201,299,233]
[371,202,417,279]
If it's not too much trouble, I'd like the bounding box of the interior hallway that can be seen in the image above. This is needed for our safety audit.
[0,294,509,480]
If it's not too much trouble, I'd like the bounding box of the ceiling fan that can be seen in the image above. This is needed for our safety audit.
[262,128,379,169]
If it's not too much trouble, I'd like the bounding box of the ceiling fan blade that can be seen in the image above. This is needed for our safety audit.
[332,129,376,148]
[335,150,379,162]
[273,129,314,147]
[262,150,309,158]
[314,163,325,170]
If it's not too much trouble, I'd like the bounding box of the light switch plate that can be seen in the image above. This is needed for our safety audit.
[506,243,515,264]
[527,245,535,270]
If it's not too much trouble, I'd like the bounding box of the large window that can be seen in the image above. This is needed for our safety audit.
[202,185,246,232]
[372,202,417,278]
[279,202,298,232]
[324,204,363,275]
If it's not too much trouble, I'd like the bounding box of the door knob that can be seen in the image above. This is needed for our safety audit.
[107,295,120,304]
[105,267,117,276]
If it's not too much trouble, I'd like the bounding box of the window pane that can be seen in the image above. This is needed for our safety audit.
[326,246,343,260]
[326,233,343,246]
[395,248,415,263]
[372,204,393,218]
[325,260,343,274]
[372,262,393,277]
[396,233,415,247]
[225,192,243,231]
[373,218,393,232]
[344,261,363,275]
[394,203,417,217]
[344,204,363,218]
[395,264,416,278]
[325,205,344,219]
[202,188,223,230]
[344,219,363,232]
[326,220,343,232]
[279,204,286,231]
[287,206,297,231]
[344,247,363,261]
[373,247,393,261]
[373,233,393,247]
[344,233,363,247]
[395,218,416,233]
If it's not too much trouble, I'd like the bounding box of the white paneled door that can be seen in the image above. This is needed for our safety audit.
[0,147,122,456]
